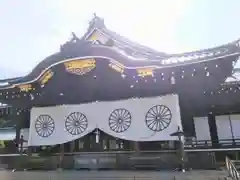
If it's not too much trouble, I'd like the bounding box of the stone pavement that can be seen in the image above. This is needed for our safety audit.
[0,170,228,180]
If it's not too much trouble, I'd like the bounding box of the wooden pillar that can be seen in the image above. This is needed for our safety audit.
[133,141,140,153]
[75,139,79,151]
[106,136,110,150]
[58,143,64,170]
[84,135,90,151]
[26,110,32,156]
[208,113,219,147]
[178,135,185,172]
[70,140,75,152]
[13,108,21,153]
[236,152,239,160]
[27,146,32,156]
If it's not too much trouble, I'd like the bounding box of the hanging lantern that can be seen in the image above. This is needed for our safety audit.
[170,76,176,85]
[30,93,34,100]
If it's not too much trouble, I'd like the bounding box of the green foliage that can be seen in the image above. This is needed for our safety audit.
[0,118,15,128]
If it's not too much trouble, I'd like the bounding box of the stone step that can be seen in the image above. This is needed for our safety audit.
[0,170,228,180]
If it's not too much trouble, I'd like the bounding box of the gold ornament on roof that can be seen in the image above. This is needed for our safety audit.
[88,31,99,41]
[137,68,154,77]
[39,69,54,85]
[87,30,109,44]
[18,84,32,92]
[109,62,124,73]
[64,59,96,75]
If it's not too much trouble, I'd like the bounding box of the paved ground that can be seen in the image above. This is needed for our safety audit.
[0,170,229,180]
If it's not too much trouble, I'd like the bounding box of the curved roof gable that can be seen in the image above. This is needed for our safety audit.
[0,14,239,88]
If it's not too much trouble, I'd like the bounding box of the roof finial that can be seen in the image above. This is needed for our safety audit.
[70,32,79,42]
[89,13,105,29]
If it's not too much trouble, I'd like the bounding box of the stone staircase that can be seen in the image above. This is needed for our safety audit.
[226,156,240,180]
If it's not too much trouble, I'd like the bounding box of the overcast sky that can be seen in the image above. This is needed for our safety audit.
[0,0,240,79]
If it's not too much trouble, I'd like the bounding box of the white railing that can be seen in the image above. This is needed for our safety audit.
[226,156,240,180]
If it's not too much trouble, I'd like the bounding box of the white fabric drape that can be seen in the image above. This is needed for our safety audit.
[98,95,182,141]
[28,94,182,146]
[193,116,211,141]
[28,104,97,146]
[229,115,240,141]
[216,115,233,142]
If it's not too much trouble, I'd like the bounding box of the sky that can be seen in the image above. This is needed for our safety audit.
[0,0,240,79]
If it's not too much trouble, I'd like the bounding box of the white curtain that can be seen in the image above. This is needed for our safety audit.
[98,94,182,141]
[28,94,182,146]
[193,116,211,141]
[216,115,233,142]
[28,104,97,146]
[230,114,240,141]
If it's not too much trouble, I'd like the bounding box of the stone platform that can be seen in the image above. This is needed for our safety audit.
[0,170,228,180]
